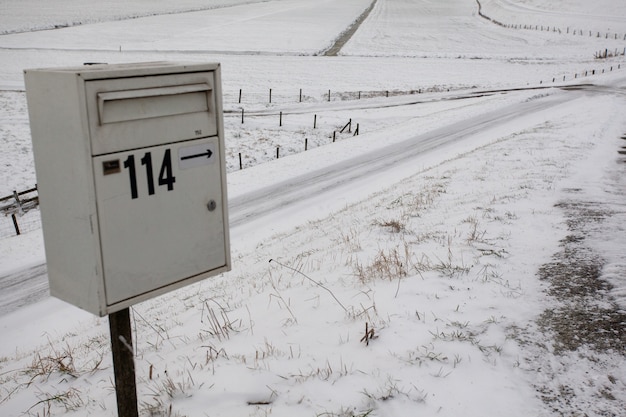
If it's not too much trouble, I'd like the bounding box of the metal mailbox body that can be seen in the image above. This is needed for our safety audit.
[24,62,231,316]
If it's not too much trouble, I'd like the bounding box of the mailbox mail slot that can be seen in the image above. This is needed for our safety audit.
[97,83,212,124]
[25,62,230,316]
[86,72,218,156]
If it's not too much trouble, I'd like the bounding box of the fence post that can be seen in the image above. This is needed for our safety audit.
[276,147,280,159]
[269,89,272,103]
[279,111,282,127]
[328,90,331,102]
[340,119,351,133]
[238,89,242,104]
[314,114,317,129]
[299,89,302,103]
[241,108,244,124]
[11,214,20,236]
[305,138,308,151]
[239,153,243,170]
[353,124,360,136]
[333,131,336,142]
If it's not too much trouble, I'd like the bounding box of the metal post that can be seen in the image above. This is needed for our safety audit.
[109,308,138,417]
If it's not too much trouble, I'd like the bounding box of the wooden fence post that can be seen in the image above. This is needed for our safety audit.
[314,114,317,129]
[340,119,351,133]
[269,89,272,103]
[239,153,243,170]
[11,214,20,236]
[241,108,244,124]
[238,89,242,104]
[279,111,282,127]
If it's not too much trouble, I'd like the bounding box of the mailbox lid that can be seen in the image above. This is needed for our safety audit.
[86,71,218,155]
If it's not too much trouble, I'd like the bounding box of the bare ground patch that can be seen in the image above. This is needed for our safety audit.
[526,198,626,416]
[538,200,626,354]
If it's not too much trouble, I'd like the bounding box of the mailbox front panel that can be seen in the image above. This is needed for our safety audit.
[93,136,227,305]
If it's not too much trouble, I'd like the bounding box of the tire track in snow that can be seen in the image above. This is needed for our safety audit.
[0,263,48,316]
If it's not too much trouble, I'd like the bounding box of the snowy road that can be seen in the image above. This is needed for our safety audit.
[229,90,576,228]
[0,263,48,316]
[0,85,583,317]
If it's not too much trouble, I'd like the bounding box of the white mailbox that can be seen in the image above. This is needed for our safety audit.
[25,62,231,316]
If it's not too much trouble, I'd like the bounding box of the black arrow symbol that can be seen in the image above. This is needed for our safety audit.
[181,149,213,160]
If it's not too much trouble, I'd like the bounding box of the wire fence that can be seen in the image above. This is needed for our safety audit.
[223,87,438,107]
[476,0,626,41]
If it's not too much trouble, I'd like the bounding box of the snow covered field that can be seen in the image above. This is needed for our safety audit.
[1,0,625,416]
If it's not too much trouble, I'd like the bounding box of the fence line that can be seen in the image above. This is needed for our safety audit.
[476,0,626,42]
[226,59,623,107]
[226,88,433,106]
[0,186,40,237]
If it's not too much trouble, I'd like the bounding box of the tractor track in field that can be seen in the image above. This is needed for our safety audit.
[323,0,377,56]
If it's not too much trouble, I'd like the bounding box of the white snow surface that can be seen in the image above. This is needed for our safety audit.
[1,1,626,416]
